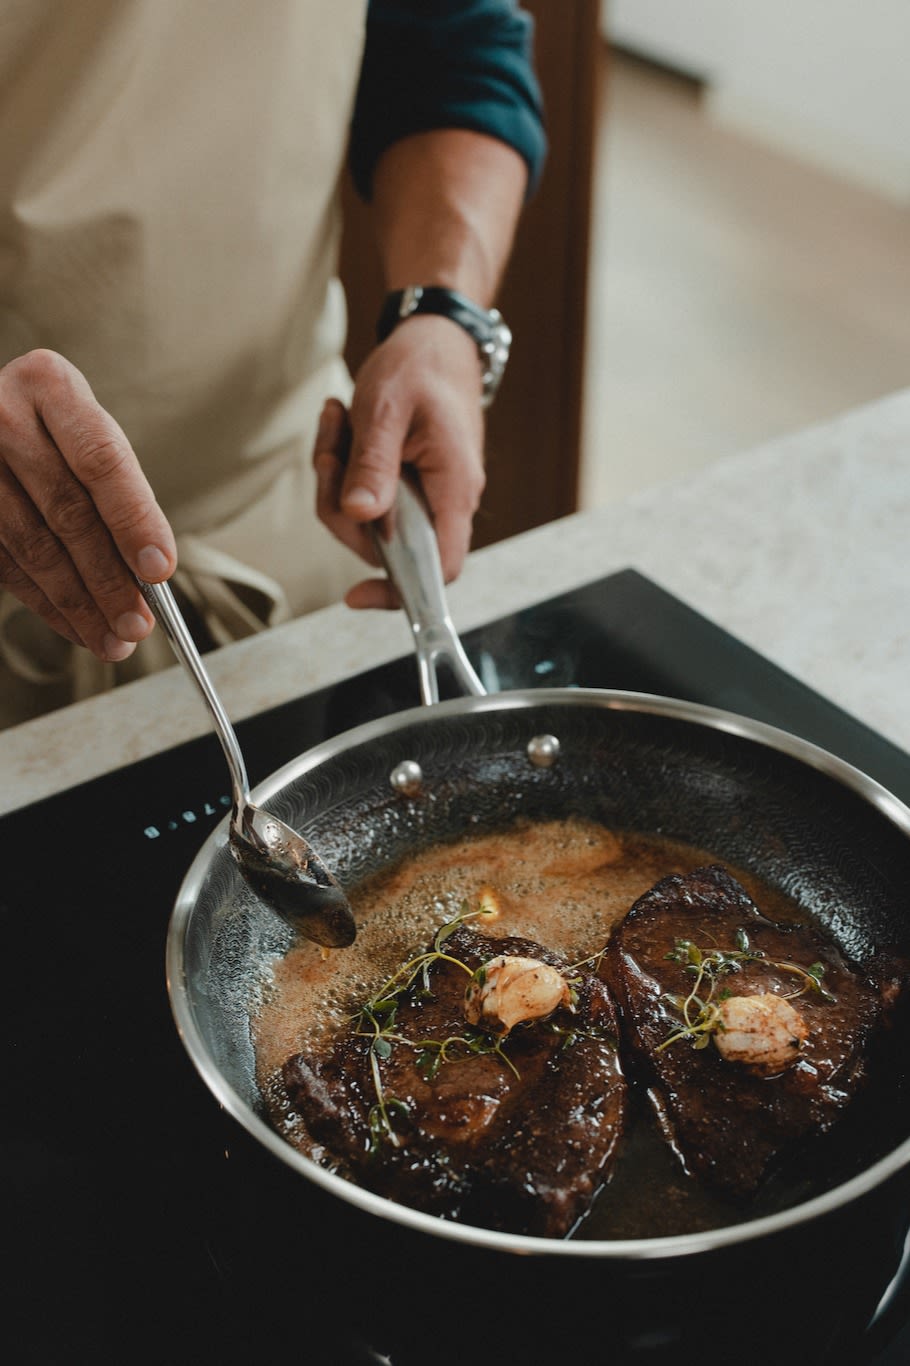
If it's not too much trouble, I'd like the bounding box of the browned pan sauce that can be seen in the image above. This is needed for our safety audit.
[253,817,905,1240]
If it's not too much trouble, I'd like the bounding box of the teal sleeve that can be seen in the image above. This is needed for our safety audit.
[349,0,547,201]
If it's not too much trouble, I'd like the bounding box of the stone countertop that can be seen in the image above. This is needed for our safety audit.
[1,387,908,817]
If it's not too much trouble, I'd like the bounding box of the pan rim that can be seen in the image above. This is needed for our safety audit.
[248,686,910,834]
[166,687,910,1259]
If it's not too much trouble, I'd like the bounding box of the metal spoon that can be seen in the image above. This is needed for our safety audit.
[136,578,357,948]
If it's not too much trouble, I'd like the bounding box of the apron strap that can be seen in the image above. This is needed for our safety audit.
[170,534,291,647]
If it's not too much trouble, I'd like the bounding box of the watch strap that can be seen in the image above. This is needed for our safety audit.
[376,285,511,408]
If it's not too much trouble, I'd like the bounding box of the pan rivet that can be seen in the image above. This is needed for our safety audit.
[527,733,560,768]
[390,759,424,796]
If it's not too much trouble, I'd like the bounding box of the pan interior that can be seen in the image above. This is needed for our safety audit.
[171,694,910,1248]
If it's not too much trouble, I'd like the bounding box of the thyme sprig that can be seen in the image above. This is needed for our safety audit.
[352,901,500,1151]
[545,1019,617,1051]
[568,945,608,976]
[413,1029,520,1082]
[656,928,835,1053]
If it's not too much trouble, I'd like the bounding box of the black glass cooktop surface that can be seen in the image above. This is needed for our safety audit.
[3,569,909,1366]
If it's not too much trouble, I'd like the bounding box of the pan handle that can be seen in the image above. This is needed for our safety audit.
[371,473,486,707]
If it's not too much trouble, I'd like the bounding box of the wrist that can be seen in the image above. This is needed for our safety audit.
[376,285,511,408]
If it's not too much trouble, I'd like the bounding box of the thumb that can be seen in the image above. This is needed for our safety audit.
[341,404,408,524]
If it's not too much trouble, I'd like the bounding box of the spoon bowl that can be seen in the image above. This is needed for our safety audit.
[231,802,356,947]
[137,578,357,948]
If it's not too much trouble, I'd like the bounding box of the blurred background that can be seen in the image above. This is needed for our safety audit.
[343,1,910,544]
[581,0,910,509]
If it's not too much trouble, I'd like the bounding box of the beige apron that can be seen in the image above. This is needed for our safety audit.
[0,0,369,727]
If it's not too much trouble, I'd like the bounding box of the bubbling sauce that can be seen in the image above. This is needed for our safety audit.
[253,816,800,1209]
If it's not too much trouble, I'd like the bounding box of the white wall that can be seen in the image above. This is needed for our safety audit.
[603,0,910,202]
[603,0,735,80]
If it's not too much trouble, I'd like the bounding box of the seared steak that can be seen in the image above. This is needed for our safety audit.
[282,922,626,1237]
[604,864,905,1198]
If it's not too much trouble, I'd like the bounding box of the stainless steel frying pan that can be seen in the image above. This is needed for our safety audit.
[164,482,910,1358]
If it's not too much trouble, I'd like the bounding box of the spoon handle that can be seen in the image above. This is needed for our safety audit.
[136,577,250,814]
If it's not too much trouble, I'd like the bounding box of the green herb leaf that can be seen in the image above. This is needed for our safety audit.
[434,919,460,949]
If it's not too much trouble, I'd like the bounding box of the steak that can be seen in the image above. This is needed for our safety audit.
[604,863,905,1199]
[282,922,627,1237]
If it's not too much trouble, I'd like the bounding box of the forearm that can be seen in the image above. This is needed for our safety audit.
[318,127,529,606]
[369,127,528,305]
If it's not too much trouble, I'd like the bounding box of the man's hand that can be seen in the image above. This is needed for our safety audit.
[0,350,177,659]
[315,124,526,611]
[313,316,485,610]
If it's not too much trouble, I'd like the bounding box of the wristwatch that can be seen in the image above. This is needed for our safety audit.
[376,285,512,408]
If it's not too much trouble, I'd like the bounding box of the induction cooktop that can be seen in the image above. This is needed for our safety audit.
[3,569,909,1366]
